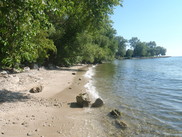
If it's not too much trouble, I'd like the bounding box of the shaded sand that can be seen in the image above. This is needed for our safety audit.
[0,66,105,137]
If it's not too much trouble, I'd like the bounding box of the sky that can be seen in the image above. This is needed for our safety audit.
[111,0,182,56]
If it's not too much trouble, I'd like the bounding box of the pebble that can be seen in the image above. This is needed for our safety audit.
[35,129,39,132]
[72,73,76,75]
[27,132,33,136]
[12,122,18,124]
[57,131,62,134]
[21,121,28,125]
[54,103,59,106]
[43,123,46,127]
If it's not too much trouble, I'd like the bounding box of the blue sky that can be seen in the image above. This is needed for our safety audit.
[111,0,182,56]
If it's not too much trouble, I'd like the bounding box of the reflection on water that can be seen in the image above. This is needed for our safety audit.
[92,57,182,137]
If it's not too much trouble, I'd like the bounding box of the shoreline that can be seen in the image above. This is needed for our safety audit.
[0,65,105,137]
[117,55,171,60]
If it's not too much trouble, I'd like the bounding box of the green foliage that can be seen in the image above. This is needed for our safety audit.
[1,0,166,69]
[133,42,148,57]
[127,37,167,57]
[126,49,133,58]
[129,37,140,49]
[0,0,55,68]
[115,36,127,57]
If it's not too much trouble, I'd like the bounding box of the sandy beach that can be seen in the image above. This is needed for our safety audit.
[0,65,105,137]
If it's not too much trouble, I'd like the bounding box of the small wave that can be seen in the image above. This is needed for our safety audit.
[84,65,95,79]
[84,65,100,99]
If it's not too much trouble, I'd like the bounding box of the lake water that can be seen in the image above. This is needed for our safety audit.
[85,57,182,137]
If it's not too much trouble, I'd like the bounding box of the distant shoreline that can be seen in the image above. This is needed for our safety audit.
[122,56,171,60]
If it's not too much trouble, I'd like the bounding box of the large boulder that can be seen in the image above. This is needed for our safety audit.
[110,109,121,118]
[29,86,43,93]
[76,93,90,107]
[91,98,104,107]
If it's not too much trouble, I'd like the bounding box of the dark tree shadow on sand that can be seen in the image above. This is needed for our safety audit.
[0,90,31,104]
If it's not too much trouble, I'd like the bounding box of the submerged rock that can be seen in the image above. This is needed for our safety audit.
[76,93,90,107]
[110,109,121,118]
[115,119,127,129]
[91,98,104,107]
[29,86,43,93]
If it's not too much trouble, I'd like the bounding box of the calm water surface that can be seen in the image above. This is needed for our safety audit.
[90,57,182,137]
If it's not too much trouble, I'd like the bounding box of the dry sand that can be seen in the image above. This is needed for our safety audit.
[0,66,105,137]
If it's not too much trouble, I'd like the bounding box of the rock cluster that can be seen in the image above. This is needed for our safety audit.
[109,109,128,129]
[76,93,104,108]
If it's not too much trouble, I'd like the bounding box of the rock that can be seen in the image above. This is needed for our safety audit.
[29,86,43,93]
[110,109,121,118]
[32,64,39,69]
[24,67,30,72]
[91,98,104,107]
[27,132,33,136]
[54,103,59,106]
[57,131,62,134]
[35,129,39,132]
[48,64,55,70]
[13,68,21,73]
[21,121,28,126]
[115,120,127,129]
[79,78,82,80]
[3,75,9,78]
[0,71,8,75]
[72,72,76,75]
[76,93,90,107]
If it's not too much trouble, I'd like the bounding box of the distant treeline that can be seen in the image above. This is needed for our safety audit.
[116,37,167,59]
[0,0,166,69]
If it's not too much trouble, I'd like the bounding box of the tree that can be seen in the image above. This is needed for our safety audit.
[133,42,147,57]
[155,46,166,56]
[48,0,122,66]
[129,37,140,49]
[125,49,133,58]
[146,41,157,56]
[0,0,56,68]
[115,36,127,57]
